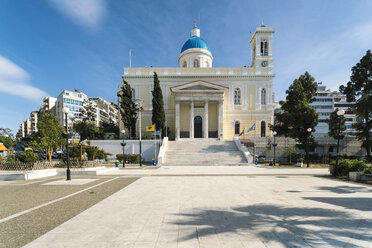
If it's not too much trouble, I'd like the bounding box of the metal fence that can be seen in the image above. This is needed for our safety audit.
[0,161,56,171]
[0,160,102,171]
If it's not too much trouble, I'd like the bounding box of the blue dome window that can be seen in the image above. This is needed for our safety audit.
[181,36,211,53]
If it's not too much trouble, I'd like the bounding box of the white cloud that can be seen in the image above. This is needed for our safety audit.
[49,0,106,29]
[0,55,47,102]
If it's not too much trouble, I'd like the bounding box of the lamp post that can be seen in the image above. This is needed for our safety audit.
[135,99,144,167]
[306,128,312,168]
[121,129,126,168]
[335,109,345,176]
[273,131,277,166]
[62,107,71,180]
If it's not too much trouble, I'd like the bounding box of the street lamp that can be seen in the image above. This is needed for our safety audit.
[135,99,144,167]
[273,131,277,166]
[62,107,71,180]
[121,129,126,168]
[335,109,345,176]
[306,128,312,168]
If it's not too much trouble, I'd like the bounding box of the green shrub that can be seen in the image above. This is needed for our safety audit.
[17,151,39,163]
[116,154,140,164]
[334,159,368,176]
[363,166,372,174]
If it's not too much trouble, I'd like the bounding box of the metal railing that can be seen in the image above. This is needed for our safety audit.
[0,160,102,171]
[0,161,55,171]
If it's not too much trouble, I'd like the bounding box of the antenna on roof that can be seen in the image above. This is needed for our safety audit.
[129,49,132,68]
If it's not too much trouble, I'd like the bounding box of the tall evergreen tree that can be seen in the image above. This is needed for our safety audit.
[339,50,372,161]
[271,72,319,149]
[152,72,165,136]
[119,80,138,138]
[327,108,346,140]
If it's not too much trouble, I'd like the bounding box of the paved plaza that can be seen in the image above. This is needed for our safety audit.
[14,166,371,248]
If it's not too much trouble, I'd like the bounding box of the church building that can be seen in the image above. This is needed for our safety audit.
[119,23,275,141]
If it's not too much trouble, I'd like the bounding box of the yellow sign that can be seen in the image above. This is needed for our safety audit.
[146,124,155,132]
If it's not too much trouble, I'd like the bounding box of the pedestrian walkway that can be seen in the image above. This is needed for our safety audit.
[110,165,330,177]
[25,172,372,247]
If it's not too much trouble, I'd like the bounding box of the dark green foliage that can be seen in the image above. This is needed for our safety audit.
[29,113,65,162]
[99,122,119,139]
[68,145,85,158]
[331,159,368,176]
[119,80,138,138]
[152,72,166,136]
[271,72,318,149]
[363,166,372,174]
[327,108,346,140]
[116,154,140,164]
[17,150,39,163]
[73,121,100,141]
[0,128,14,148]
[339,50,372,161]
[85,146,99,160]
[96,149,110,160]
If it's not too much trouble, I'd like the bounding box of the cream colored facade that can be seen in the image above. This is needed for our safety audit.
[118,24,275,141]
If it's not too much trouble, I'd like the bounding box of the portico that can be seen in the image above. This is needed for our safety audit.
[171,81,227,140]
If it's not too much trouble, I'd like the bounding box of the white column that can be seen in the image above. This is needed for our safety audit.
[204,101,208,138]
[218,101,223,140]
[175,102,180,140]
[190,102,194,138]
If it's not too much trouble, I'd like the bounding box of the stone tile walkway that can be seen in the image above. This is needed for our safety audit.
[25,173,372,247]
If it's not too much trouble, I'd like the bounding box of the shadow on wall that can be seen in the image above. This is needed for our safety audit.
[172,204,371,247]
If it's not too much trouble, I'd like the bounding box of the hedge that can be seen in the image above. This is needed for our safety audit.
[331,159,368,177]
[116,154,140,164]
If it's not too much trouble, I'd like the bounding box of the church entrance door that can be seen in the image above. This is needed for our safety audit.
[194,116,202,138]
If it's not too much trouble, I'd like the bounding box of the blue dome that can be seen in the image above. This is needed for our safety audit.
[181,36,210,53]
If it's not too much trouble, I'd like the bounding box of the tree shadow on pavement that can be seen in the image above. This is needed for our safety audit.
[173,204,372,247]
[304,197,372,211]
[316,186,372,194]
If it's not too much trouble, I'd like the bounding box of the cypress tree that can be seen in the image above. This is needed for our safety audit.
[152,72,166,137]
[119,80,138,138]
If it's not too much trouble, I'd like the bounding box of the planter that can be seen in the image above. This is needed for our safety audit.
[329,164,336,176]
[349,172,361,182]
[296,162,303,167]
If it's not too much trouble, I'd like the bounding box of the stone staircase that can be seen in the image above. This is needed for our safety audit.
[163,139,247,166]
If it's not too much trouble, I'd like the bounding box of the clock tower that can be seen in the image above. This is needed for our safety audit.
[250,22,274,73]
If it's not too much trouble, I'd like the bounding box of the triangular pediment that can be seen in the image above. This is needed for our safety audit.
[171,81,228,93]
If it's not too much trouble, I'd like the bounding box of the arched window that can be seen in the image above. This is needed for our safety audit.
[261,88,266,105]
[260,40,269,56]
[193,59,199,68]
[234,120,240,135]
[261,121,266,137]
[234,88,241,105]
[206,61,209,68]
[182,61,187,68]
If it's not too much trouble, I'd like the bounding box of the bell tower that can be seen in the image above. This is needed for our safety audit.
[250,22,274,73]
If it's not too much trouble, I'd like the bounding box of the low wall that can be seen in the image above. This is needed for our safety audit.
[0,169,57,181]
[233,137,252,164]
[90,140,161,162]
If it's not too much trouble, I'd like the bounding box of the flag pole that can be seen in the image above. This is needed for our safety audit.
[154,125,156,165]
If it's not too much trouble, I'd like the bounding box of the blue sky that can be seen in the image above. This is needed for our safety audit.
[1,0,372,135]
